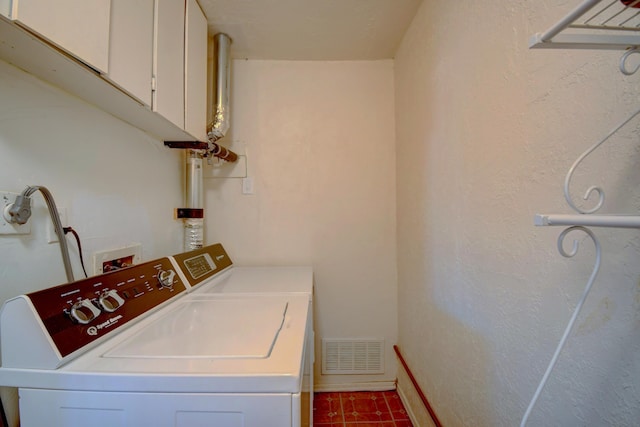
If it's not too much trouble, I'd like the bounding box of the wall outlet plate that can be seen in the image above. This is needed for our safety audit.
[203,139,248,179]
[0,191,31,235]
[93,244,142,275]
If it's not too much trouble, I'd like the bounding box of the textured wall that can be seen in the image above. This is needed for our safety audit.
[204,60,398,389]
[395,1,640,426]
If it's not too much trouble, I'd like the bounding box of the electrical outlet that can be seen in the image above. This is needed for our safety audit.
[46,208,68,243]
[0,191,31,235]
[93,244,142,275]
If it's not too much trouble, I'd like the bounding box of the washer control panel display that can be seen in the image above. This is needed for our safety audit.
[27,258,187,357]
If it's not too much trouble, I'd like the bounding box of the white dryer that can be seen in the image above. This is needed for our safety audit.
[171,244,313,297]
[170,244,315,425]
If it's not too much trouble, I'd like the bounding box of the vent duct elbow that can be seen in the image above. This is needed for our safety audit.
[207,33,232,143]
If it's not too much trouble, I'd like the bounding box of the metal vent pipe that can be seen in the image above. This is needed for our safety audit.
[184,33,233,251]
[207,33,232,143]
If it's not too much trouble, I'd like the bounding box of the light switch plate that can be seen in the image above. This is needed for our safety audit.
[242,177,254,194]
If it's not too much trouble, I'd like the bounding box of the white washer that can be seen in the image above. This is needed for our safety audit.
[0,245,313,427]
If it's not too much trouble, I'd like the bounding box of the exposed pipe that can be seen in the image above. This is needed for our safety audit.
[207,33,232,144]
[394,345,442,427]
[209,141,237,162]
[183,150,204,251]
[183,33,233,251]
[163,141,238,162]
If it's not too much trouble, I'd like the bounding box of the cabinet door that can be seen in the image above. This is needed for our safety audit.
[184,0,208,140]
[107,0,154,107]
[0,0,10,18]
[153,0,185,129]
[11,0,110,73]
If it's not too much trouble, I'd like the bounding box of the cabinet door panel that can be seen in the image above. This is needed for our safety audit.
[153,0,185,129]
[0,0,10,17]
[11,0,110,73]
[185,0,207,140]
[107,0,154,107]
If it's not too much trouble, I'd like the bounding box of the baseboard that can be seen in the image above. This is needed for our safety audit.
[313,381,396,392]
[396,382,420,426]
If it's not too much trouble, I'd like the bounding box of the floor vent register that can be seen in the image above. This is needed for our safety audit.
[321,338,384,375]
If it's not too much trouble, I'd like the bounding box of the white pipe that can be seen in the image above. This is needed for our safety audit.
[186,150,204,210]
[184,150,204,251]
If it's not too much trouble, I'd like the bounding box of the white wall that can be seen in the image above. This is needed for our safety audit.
[0,59,184,426]
[395,1,640,426]
[205,59,398,389]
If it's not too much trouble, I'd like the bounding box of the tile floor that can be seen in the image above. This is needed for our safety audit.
[313,390,413,426]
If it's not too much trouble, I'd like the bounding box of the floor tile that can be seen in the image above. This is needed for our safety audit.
[314,390,413,427]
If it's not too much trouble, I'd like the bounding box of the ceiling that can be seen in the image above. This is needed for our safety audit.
[198,0,423,60]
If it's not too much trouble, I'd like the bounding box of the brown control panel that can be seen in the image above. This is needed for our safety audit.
[27,257,186,357]
[172,243,233,288]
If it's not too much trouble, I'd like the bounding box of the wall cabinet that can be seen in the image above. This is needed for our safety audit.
[0,0,10,18]
[153,0,186,130]
[107,0,154,107]
[107,0,208,139]
[7,0,111,73]
[185,0,208,141]
[0,0,208,142]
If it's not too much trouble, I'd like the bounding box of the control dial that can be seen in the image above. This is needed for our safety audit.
[97,289,125,312]
[157,269,176,289]
[67,298,101,325]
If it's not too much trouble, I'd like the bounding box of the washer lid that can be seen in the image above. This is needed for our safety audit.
[103,298,287,359]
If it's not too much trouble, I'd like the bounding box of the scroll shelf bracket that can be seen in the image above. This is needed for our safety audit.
[524,103,640,425]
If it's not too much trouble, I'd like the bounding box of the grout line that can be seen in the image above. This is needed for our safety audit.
[382,392,394,425]
[339,393,346,426]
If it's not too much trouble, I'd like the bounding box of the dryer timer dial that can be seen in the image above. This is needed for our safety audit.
[157,269,176,289]
[97,289,125,312]
[66,298,101,325]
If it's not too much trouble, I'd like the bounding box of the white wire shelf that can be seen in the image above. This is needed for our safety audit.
[534,213,640,228]
[524,3,640,425]
[530,0,640,50]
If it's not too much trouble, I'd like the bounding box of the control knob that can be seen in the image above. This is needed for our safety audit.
[66,298,101,325]
[157,269,176,289]
[97,289,125,312]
